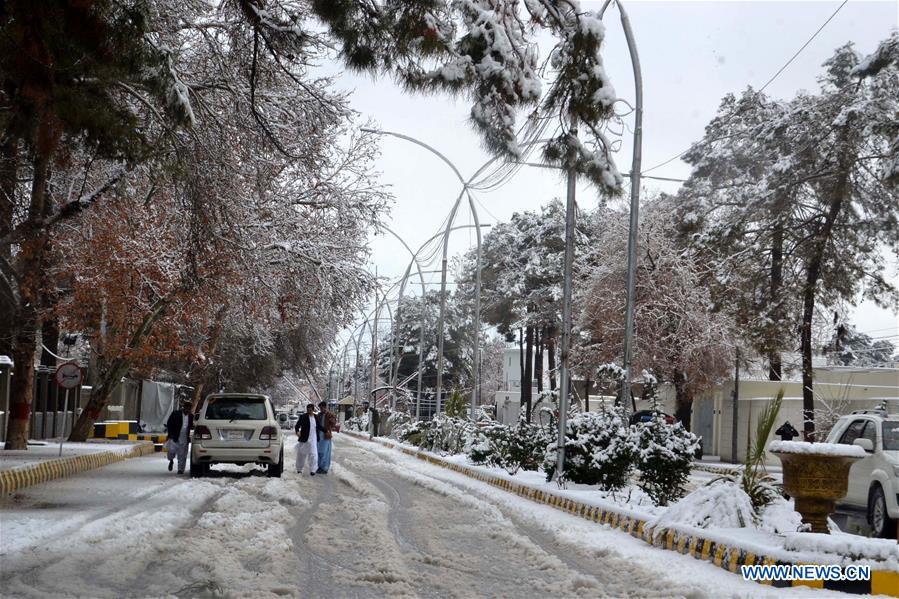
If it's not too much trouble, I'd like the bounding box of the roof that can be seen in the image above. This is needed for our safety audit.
[337,396,356,406]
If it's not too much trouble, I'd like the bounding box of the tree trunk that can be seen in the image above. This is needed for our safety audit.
[523,325,533,422]
[4,147,52,449]
[673,370,692,432]
[583,378,591,412]
[535,326,544,394]
[768,216,784,381]
[69,295,170,441]
[0,137,17,358]
[546,325,557,391]
[801,181,848,441]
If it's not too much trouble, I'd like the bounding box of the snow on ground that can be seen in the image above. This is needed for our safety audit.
[339,435,857,598]
[1,442,310,598]
[0,433,882,598]
[0,441,141,470]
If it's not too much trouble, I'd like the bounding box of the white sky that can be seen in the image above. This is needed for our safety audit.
[331,0,899,342]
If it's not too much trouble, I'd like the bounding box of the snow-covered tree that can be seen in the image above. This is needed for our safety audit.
[576,198,732,428]
[677,40,899,440]
[462,199,593,421]
[314,0,623,192]
[825,322,896,367]
[379,289,473,398]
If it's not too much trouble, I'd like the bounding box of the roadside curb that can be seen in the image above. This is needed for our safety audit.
[345,431,899,597]
[692,462,740,476]
[0,441,156,496]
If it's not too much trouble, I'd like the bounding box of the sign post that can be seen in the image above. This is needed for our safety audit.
[55,362,83,456]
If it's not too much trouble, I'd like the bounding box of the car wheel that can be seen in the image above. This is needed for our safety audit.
[868,485,896,538]
[268,448,284,478]
[190,458,206,478]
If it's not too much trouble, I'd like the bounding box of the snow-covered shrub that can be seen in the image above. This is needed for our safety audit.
[543,409,637,490]
[345,413,370,433]
[444,389,467,418]
[508,422,553,474]
[758,496,803,534]
[634,415,700,506]
[399,416,477,455]
[383,409,411,439]
[468,421,552,474]
[426,416,478,455]
[468,424,510,466]
[397,419,431,447]
[650,480,755,532]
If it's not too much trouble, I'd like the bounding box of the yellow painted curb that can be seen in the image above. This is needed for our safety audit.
[344,430,899,597]
[0,442,155,496]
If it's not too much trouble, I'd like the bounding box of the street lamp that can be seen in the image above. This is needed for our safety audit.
[362,127,484,420]
[600,0,644,415]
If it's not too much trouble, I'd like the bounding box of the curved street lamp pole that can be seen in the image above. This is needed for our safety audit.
[363,127,484,420]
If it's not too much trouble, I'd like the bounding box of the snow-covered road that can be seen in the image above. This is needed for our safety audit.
[0,435,851,598]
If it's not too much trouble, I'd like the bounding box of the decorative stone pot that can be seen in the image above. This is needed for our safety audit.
[771,443,864,534]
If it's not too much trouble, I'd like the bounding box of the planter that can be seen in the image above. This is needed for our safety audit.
[771,441,865,534]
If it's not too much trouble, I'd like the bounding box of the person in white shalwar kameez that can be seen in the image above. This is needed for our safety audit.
[294,403,321,475]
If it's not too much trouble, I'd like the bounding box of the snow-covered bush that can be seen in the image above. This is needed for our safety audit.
[383,409,411,439]
[649,480,755,532]
[543,409,637,490]
[758,496,803,534]
[468,421,552,474]
[397,419,431,447]
[508,422,553,474]
[634,415,700,506]
[398,416,477,455]
[468,424,511,467]
[427,416,478,455]
[444,389,467,418]
[346,413,370,433]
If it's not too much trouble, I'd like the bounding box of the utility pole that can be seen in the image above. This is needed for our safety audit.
[553,114,578,482]
[371,268,379,393]
[731,347,740,464]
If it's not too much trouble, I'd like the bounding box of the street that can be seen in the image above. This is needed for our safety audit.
[1,435,852,599]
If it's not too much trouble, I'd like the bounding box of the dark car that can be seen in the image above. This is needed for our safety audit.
[630,409,703,458]
[629,409,675,426]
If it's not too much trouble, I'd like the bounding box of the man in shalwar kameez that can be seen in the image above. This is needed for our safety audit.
[295,403,321,475]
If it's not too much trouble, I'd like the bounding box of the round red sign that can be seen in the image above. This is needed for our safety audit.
[55,362,83,389]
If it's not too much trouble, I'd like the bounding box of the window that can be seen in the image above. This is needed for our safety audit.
[838,419,867,446]
[882,422,899,451]
[860,420,877,449]
[205,397,267,420]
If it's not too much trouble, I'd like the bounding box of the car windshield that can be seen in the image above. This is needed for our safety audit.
[883,422,899,451]
[205,397,266,420]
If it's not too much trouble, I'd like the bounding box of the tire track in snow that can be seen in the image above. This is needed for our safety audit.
[340,435,846,599]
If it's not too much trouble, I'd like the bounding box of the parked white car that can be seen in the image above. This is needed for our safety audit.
[826,409,899,537]
[190,393,284,478]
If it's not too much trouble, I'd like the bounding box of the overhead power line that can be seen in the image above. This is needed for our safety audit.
[641,0,850,176]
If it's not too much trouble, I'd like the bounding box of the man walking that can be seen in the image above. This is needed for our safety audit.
[316,401,336,474]
[295,403,321,476]
[165,397,194,475]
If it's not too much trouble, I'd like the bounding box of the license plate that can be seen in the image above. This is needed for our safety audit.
[224,430,245,440]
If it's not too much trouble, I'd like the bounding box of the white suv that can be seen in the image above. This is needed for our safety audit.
[190,393,284,478]
[826,410,899,537]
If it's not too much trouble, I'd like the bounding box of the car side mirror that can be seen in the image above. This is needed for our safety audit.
[853,438,874,453]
